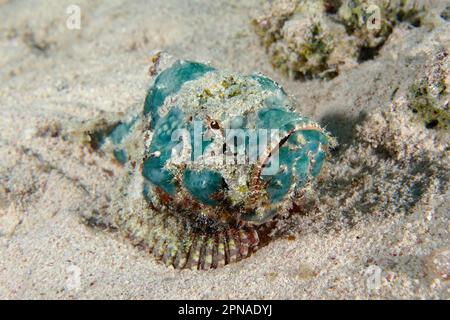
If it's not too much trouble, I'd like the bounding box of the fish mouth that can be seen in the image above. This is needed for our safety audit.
[240,209,278,225]
[240,124,328,225]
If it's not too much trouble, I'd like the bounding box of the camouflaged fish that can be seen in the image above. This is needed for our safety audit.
[77,53,334,270]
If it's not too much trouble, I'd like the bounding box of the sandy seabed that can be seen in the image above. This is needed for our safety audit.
[0,0,448,299]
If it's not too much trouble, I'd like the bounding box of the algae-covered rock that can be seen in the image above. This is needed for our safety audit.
[252,0,446,79]
[408,48,449,130]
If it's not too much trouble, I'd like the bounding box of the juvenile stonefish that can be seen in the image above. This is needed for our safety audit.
[78,53,333,270]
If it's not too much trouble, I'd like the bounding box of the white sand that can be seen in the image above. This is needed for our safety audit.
[0,0,448,299]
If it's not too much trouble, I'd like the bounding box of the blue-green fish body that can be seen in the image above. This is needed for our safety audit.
[82,57,333,269]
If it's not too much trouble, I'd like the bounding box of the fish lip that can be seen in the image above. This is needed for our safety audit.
[240,209,278,225]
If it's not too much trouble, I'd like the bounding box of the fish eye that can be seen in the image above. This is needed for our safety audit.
[210,120,220,129]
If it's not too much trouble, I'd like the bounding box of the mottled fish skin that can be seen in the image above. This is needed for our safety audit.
[81,58,334,270]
